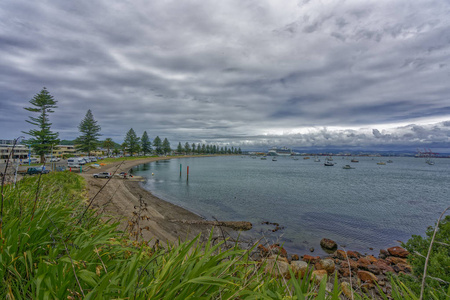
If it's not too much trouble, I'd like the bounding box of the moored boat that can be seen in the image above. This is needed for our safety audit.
[342,165,354,169]
[377,162,386,165]
[324,160,334,166]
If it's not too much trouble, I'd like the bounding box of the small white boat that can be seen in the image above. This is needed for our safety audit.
[272,157,277,161]
[324,160,334,166]
[342,165,354,169]
[314,157,320,162]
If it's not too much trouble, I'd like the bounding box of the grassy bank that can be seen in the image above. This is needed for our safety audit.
[0,172,332,299]
[1,171,446,299]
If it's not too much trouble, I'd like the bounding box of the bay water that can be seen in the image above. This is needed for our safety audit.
[130,156,449,255]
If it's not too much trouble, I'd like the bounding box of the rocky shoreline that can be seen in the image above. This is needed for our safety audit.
[255,238,412,298]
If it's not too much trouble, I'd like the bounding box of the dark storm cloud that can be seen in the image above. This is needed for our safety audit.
[0,0,449,151]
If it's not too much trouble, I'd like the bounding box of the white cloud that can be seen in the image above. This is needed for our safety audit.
[0,0,449,150]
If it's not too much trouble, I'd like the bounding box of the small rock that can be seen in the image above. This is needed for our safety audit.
[291,254,299,261]
[366,255,377,263]
[302,255,320,264]
[387,246,409,258]
[264,257,291,278]
[312,270,328,284]
[315,259,335,275]
[374,260,395,274]
[367,264,381,275]
[291,260,308,278]
[386,256,407,265]
[333,249,348,260]
[357,270,378,284]
[340,259,359,271]
[320,238,337,250]
[269,244,288,257]
[341,282,354,299]
[379,249,389,259]
[309,247,315,252]
[357,257,371,270]
[258,244,270,257]
[346,250,362,259]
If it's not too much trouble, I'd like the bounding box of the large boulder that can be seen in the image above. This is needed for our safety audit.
[320,238,337,250]
[387,246,409,258]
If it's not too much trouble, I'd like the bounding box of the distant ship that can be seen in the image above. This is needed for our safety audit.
[268,146,292,156]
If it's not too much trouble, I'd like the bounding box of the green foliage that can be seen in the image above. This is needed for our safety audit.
[140,131,152,155]
[162,138,171,154]
[102,138,115,156]
[74,109,101,156]
[124,128,140,156]
[177,142,183,153]
[153,136,162,154]
[22,87,60,162]
[184,142,191,154]
[400,215,450,298]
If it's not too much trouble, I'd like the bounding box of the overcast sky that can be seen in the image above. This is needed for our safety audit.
[1,0,449,151]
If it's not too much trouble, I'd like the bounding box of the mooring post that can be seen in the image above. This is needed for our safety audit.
[180,164,182,177]
[187,166,189,181]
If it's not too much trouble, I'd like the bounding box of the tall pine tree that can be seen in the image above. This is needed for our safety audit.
[124,128,140,156]
[22,87,60,163]
[162,138,171,155]
[153,136,162,154]
[141,131,152,155]
[75,109,101,156]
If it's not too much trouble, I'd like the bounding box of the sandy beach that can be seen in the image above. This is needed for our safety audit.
[80,156,250,246]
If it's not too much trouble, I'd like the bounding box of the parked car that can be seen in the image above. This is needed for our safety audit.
[49,157,60,162]
[93,172,112,178]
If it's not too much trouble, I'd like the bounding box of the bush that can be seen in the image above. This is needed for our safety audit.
[401,215,450,298]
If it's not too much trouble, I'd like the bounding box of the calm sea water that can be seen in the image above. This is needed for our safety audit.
[130,156,450,255]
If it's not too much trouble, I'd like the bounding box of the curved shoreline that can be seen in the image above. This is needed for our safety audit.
[81,156,248,245]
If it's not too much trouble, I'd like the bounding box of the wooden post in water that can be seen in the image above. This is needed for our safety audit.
[187,166,189,181]
[180,164,182,177]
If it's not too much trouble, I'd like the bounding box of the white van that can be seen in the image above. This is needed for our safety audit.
[67,158,83,168]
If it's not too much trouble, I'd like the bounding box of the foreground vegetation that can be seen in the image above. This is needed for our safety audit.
[0,171,448,299]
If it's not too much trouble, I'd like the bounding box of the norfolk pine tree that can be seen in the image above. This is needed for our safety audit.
[124,128,140,156]
[141,131,152,155]
[162,138,171,155]
[153,136,162,155]
[75,109,101,156]
[177,142,183,153]
[23,87,60,163]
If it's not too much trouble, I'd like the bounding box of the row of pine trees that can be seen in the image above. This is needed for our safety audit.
[21,88,242,159]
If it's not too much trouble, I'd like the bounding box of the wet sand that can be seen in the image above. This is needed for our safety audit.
[80,156,250,246]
